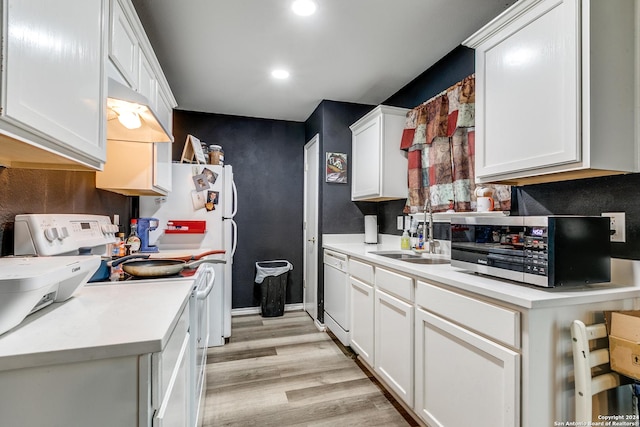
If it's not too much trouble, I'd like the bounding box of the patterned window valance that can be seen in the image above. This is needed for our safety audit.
[400,74,511,213]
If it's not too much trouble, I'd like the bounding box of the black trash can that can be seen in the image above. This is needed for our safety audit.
[255,260,293,317]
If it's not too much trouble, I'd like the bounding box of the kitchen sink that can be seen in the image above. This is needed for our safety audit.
[368,251,450,265]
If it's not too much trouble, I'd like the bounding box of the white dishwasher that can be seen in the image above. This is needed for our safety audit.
[323,250,350,346]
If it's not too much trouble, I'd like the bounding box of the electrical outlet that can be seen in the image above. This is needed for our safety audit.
[397,216,404,231]
[405,216,412,231]
[602,212,626,242]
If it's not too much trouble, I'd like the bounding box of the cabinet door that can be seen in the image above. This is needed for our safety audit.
[349,276,374,367]
[153,331,190,427]
[156,85,174,139]
[110,0,139,88]
[154,142,172,193]
[374,289,413,406]
[5,0,106,163]
[351,117,381,199]
[96,139,169,196]
[474,0,579,179]
[139,50,158,111]
[415,308,520,427]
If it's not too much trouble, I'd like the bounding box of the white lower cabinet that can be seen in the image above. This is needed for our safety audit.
[374,288,414,406]
[414,279,520,427]
[336,251,640,425]
[349,276,375,366]
[414,307,520,427]
[0,303,190,426]
[373,267,414,406]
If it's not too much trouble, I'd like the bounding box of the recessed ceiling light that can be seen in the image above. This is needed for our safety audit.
[271,69,290,79]
[291,0,316,16]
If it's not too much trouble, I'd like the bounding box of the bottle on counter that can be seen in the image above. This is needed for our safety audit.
[401,230,410,250]
[126,219,141,253]
[112,233,122,257]
[118,232,126,257]
[417,224,424,250]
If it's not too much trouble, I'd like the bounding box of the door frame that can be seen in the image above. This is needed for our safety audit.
[303,134,320,324]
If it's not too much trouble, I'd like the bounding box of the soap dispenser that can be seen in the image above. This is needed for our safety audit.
[401,230,410,250]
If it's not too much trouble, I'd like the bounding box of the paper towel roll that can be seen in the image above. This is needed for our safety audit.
[364,215,378,244]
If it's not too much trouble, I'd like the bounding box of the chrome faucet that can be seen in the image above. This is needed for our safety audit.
[424,198,439,254]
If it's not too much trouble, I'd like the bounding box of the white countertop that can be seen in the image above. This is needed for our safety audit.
[0,279,193,372]
[323,235,640,310]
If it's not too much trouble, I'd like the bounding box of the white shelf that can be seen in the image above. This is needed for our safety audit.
[409,211,510,223]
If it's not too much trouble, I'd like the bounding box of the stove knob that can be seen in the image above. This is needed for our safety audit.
[58,227,69,240]
[44,227,59,242]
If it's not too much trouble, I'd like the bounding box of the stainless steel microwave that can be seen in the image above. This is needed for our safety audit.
[450,216,611,287]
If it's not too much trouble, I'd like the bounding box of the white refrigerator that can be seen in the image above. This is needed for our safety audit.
[139,163,237,346]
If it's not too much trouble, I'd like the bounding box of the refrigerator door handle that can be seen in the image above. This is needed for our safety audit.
[230,179,238,218]
[230,219,238,258]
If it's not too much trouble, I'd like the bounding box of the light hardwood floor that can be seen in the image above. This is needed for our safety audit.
[203,311,417,426]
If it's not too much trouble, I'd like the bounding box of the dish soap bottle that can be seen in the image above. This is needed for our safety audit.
[126,219,141,253]
[401,230,410,250]
[417,224,424,250]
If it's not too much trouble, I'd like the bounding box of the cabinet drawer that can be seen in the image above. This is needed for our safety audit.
[152,303,189,407]
[416,280,520,348]
[349,258,373,283]
[375,267,413,301]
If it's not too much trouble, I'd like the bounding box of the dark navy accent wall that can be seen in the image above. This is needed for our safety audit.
[304,100,376,321]
[172,110,305,309]
[384,45,476,110]
[313,100,378,234]
[514,174,640,260]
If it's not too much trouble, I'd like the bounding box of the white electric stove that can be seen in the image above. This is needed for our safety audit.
[12,213,218,427]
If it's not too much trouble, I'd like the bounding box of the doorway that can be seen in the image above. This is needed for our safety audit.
[303,135,319,322]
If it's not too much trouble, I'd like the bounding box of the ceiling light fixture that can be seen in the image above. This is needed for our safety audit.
[271,69,290,79]
[291,0,317,16]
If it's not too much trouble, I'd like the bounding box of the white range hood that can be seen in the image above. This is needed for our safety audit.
[106,78,172,143]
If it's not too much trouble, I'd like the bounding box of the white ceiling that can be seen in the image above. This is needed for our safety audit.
[131,0,517,122]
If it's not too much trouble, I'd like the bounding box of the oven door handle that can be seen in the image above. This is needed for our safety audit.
[196,270,215,300]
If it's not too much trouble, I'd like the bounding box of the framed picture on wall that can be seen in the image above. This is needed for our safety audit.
[326,152,347,183]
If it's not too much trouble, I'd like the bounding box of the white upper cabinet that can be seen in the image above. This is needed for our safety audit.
[96,140,172,196]
[107,0,176,140]
[350,105,409,201]
[464,0,637,185]
[0,0,107,170]
[110,0,139,89]
[97,0,177,196]
[138,51,158,116]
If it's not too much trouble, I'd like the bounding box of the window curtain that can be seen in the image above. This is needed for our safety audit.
[399,74,511,213]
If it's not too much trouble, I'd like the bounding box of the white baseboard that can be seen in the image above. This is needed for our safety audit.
[232,303,305,317]
[314,319,326,332]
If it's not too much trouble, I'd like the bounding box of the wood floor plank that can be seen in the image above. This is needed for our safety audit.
[204,312,415,426]
[207,346,277,364]
[208,332,330,355]
[208,366,371,410]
